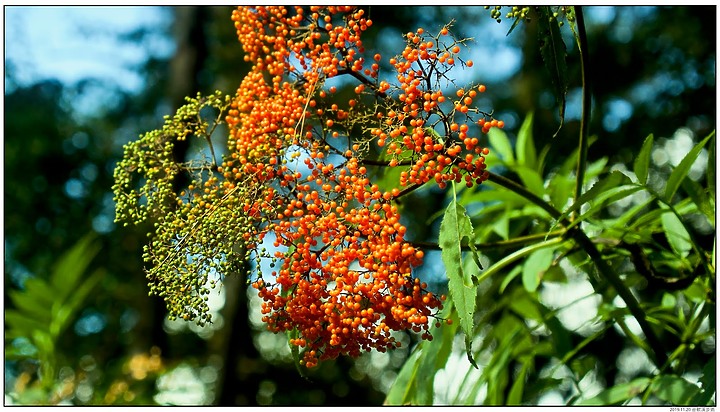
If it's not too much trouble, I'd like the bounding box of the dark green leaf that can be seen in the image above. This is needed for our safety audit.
[650,375,700,405]
[634,134,654,185]
[576,377,651,405]
[536,7,568,135]
[664,131,714,201]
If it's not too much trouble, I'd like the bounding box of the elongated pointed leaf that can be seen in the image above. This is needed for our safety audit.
[664,131,714,201]
[439,200,480,368]
[384,348,423,405]
[507,358,532,405]
[634,134,654,185]
[51,233,101,302]
[516,112,537,170]
[559,170,631,221]
[576,377,651,405]
[488,128,514,164]
[707,133,715,198]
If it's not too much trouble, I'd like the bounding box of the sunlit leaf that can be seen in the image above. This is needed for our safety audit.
[633,134,654,185]
[515,165,545,198]
[488,127,514,164]
[516,112,537,170]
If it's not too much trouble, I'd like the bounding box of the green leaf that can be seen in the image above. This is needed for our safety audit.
[650,375,700,405]
[515,165,545,198]
[477,237,566,287]
[576,377,651,405]
[440,200,480,287]
[522,247,554,293]
[537,7,568,135]
[384,348,423,405]
[707,132,715,198]
[680,177,715,226]
[8,289,52,324]
[50,233,101,301]
[488,127,515,164]
[439,200,480,368]
[664,131,714,201]
[507,358,532,405]
[634,134,654,185]
[516,112,537,170]
[660,210,692,258]
[559,170,632,221]
[548,171,575,210]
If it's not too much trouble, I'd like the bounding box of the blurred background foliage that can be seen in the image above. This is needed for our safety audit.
[4,6,715,405]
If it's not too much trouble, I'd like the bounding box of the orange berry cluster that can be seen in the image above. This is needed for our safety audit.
[226,6,459,367]
[374,26,504,189]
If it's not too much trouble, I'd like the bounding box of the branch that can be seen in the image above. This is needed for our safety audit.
[572,6,592,220]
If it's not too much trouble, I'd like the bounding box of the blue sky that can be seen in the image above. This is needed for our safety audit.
[5,6,174,94]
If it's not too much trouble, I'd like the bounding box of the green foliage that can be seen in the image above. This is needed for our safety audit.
[387,106,716,405]
[5,234,102,403]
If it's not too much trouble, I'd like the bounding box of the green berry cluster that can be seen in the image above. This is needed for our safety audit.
[113,91,277,325]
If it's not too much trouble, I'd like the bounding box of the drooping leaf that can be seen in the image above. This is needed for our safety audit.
[516,112,537,170]
[650,375,701,405]
[576,377,651,405]
[634,134,654,185]
[536,7,568,135]
[439,200,480,367]
[664,131,714,201]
